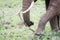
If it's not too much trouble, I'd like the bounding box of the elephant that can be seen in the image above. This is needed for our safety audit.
[20,0,60,36]
[35,0,60,35]
[22,0,59,31]
[21,0,60,39]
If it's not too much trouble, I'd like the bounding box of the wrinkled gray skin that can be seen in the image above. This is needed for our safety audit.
[22,0,34,26]
[22,0,60,35]
[45,0,59,31]
[35,0,60,34]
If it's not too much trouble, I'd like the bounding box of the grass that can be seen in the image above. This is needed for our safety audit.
[0,0,52,40]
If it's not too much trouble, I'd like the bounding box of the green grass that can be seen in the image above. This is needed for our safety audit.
[0,0,52,40]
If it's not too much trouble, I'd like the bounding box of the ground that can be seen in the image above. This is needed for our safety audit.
[0,0,52,40]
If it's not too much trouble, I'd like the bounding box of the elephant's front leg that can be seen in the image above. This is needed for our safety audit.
[45,0,59,31]
[22,0,34,27]
[35,5,59,35]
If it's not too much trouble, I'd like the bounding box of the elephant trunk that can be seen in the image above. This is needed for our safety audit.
[18,0,36,27]
[22,0,35,26]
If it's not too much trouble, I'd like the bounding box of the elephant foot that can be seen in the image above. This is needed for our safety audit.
[35,25,45,35]
[25,21,34,27]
